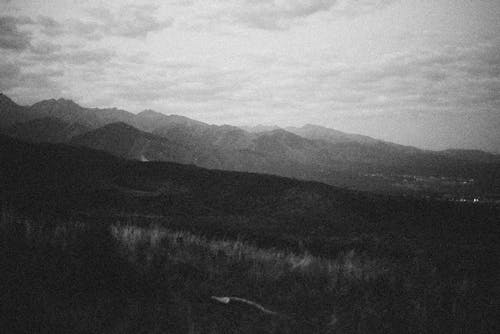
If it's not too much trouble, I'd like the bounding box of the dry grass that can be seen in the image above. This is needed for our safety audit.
[111,224,389,283]
[1,211,494,333]
[109,223,397,332]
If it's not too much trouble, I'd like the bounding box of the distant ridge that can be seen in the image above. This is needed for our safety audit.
[29,98,135,128]
[286,124,381,145]
[240,124,281,133]
[70,121,219,166]
[1,93,498,195]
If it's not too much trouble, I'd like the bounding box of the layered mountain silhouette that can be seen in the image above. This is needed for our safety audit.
[286,124,381,145]
[70,122,221,166]
[1,93,499,195]
[28,98,135,128]
[3,132,497,232]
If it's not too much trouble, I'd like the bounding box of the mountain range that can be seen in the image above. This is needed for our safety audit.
[1,93,499,197]
[2,99,498,334]
[2,132,497,231]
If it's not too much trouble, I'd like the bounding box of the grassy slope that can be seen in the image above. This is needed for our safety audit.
[1,214,497,333]
[1,135,499,333]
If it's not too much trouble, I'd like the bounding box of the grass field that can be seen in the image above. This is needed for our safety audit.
[1,210,496,334]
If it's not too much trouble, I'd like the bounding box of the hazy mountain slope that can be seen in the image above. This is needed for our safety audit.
[70,121,275,172]
[252,129,325,165]
[154,122,255,150]
[286,124,381,145]
[28,98,135,129]
[285,124,425,164]
[133,109,207,133]
[70,120,500,196]
[439,149,500,163]
[152,121,436,172]
[0,93,37,129]
[152,124,332,175]
[0,94,136,131]
[66,120,344,188]
[4,117,91,143]
[70,122,221,166]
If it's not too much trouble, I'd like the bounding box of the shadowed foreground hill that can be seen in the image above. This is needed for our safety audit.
[2,134,498,239]
[1,133,498,270]
[0,135,499,333]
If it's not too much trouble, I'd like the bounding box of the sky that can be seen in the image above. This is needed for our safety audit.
[1,0,499,152]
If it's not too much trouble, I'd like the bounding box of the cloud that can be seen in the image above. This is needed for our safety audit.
[23,4,172,41]
[0,15,33,50]
[81,4,173,39]
[270,41,497,117]
[36,15,65,36]
[107,65,248,106]
[186,39,499,126]
[70,19,103,40]
[225,0,338,30]
[361,44,500,110]
[0,62,22,90]
[29,40,62,55]
[27,47,116,65]
[0,60,64,102]
[186,0,397,30]
[333,0,397,17]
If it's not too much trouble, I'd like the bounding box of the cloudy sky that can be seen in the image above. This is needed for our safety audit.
[1,0,499,152]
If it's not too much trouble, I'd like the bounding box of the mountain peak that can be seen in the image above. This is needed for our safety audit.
[33,97,81,108]
[297,124,343,133]
[137,109,163,117]
[263,128,305,140]
[55,98,80,107]
[0,93,17,106]
[164,114,208,127]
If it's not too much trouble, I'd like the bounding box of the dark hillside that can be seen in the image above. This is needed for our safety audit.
[0,93,37,129]
[1,134,497,247]
[4,117,90,143]
[1,135,498,333]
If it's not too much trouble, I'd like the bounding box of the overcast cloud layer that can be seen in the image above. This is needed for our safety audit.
[1,0,499,152]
